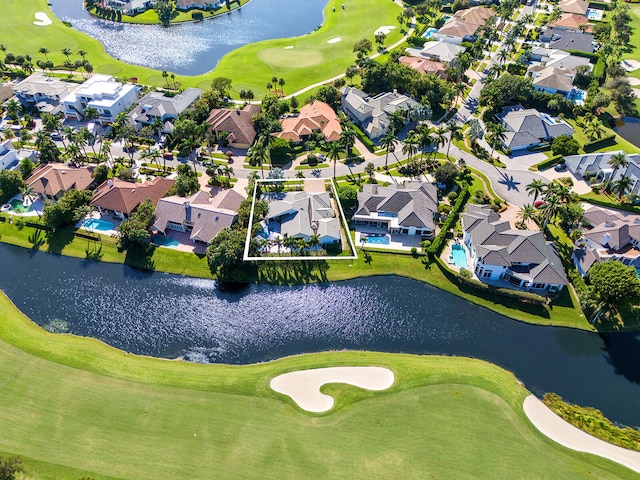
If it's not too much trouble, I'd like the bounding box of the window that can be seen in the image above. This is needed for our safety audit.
[483,271,492,278]
[532,283,545,289]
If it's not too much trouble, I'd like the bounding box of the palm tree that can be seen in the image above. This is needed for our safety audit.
[388,110,406,136]
[497,48,509,65]
[517,204,537,227]
[380,131,397,168]
[327,141,342,179]
[446,122,462,159]
[416,125,434,163]
[61,48,72,63]
[339,128,356,163]
[584,118,605,142]
[278,78,285,95]
[38,47,49,60]
[248,141,266,179]
[83,106,100,122]
[486,122,508,158]
[526,179,547,202]
[433,126,448,155]
[466,119,484,145]
[402,131,419,172]
[605,152,629,192]
[613,176,633,200]
[284,236,297,256]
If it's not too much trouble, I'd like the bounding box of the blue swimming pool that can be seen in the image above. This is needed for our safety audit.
[153,235,180,247]
[423,27,438,39]
[567,88,587,105]
[83,218,115,231]
[362,233,390,245]
[451,243,468,268]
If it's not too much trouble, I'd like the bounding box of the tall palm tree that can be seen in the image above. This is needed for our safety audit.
[526,179,547,202]
[380,131,397,168]
[388,110,406,136]
[613,176,633,200]
[584,118,605,142]
[38,47,49,61]
[517,204,537,227]
[402,131,419,172]
[248,141,266,179]
[327,141,342,179]
[416,125,434,163]
[486,122,508,158]
[339,128,356,163]
[446,122,462,159]
[61,48,72,63]
[605,152,629,192]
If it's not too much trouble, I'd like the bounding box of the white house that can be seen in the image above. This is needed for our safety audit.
[0,140,37,171]
[498,106,575,151]
[564,151,640,195]
[128,88,202,134]
[12,73,79,113]
[462,204,568,293]
[352,182,438,237]
[62,74,138,124]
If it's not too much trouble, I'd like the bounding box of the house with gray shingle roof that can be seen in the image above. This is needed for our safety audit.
[462,204,568,293]
[341,87,418,140]
[572,205,640,275]
[152,188,244,244]
[129,88,202,134]
[527,65,575,95]
[564,151,640,195]
[540,28,595,54]
[353,182,438,237]
[498,105,575,151]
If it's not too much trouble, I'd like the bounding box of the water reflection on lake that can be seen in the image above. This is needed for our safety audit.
[48,0,326,75]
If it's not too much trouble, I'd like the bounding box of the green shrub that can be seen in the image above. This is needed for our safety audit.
[428,187,469,256]
[448,191,458,202]
[530,154,564,171]
[592,58,606,82]
[583,134,616,153]
[551,136,580,156]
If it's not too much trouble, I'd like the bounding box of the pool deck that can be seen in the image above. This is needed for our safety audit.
[76,212,121,237]
[441,240,473,275]
[3,195,44,217]
[354,226,422,251]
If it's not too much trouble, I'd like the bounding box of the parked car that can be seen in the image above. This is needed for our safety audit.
[163,152,173,159]
[554,163,567,172]
[316,153,328,162]
[534,200,547,208]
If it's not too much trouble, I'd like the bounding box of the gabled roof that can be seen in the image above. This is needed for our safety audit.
[206,104,261,146]
[437,20,479,39]
[129,88,202,125]
[91,177,174,215]
[542,28,595,53]
[152,187,244,243]
[27,163,94,197]
[409,41,466,63]
[498,106,575,148]
[452,6,495,25]
[529,66,574,93]
[274,101,342,142]
[463,204,567,286]
[12,73,78,100]
[560,0,588,15]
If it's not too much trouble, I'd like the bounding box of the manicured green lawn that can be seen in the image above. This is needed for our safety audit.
[0,216,590,329]
[623,3,640,80]
[1,0,402,96]
[0,292,636,480]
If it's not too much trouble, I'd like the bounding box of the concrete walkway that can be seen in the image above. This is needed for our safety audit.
[523,395,640,474]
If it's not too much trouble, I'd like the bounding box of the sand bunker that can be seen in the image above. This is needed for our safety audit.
[628,77,640,86]
[270,366,394,412]
[374,25,396,35]
[327,37,342,44]
[621,59,640,72]
[524,395,640,474]
[284,46,294,49]
[33,12,52,26]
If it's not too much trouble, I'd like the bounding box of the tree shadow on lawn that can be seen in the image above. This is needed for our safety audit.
[258,260,329,285]
[124,244,156,273]
[28,229,45,252]
[46,226,75,255]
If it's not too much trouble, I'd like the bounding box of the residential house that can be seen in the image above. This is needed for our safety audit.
[273,100,342,143]
[12,73,79,114]
[0,140,37,171]
[498,106,575,151]
[175,0,222,10]
[106,0,154,14]
[61,74,138,124]
[527,65,575,95]
[434,6,495,45]
[405,41,465,63]
[529,47,591,74]
[206,104,261,149]
[0,85,15,104]
[341,87,418,140]
[540,28,595,54]
[353,182,438,237]
[462,204,568,293]
[152,188,244,244]
[129,87,202,134]
[548,13,590,31]
[398,56,447,79]
[564,151,640,194]
[560,0,588,16]
[91,177,174,219]
[263,190,341,245]
[572,205,640,275]
[26,163,95,201]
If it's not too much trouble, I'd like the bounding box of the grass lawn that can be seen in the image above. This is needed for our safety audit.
[622,3,640,77]
[0,292,636,480]
[120,1,251,24]
[1,0,402,97]
[0,217,590,329]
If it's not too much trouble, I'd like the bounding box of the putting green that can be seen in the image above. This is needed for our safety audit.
[257,48,324,68]
[0,291,637,479]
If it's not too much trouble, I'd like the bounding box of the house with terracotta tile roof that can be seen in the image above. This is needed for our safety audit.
[26,163,95,201]
[152,188,245,244]
[560,0,588,15]
[273,101,342,143]
[434,6,495,45]
[91,177,174,219]
[548,13,590,31]
[398,56,447,79]
[462,204,567,293]
[206,104,261,149]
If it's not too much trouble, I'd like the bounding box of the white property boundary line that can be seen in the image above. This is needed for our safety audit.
[523,395,640,474]
[242,178,358,261]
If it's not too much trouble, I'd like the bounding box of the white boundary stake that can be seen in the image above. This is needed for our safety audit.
[243,178,358,261]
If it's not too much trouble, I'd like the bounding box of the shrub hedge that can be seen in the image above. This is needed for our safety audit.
[583,134,616,153]
[428,187,469,256]
[351,125,376,152]
[529,154,564,171]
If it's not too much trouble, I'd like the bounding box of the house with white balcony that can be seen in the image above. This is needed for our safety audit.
[462,204,568,293]
[12,73,79,114]
[0,140,37,171]
[128,88,202,134]
[61,74,138,124]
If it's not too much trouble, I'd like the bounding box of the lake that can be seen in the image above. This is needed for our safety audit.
[615,116,640,149]
[2,242,640,428]
[48,0,327,75]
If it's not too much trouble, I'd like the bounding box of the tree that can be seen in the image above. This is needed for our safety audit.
[353,38,373,56]
[211,77,232,97]
[0,170,24,203]
[339,127,356,161]
[479,74,533,110]
[466,118,484,145]
[42,189,92,230]
[327,141,342,179]
[116,199,155,251]
[526,179,546,202]
[61,48,72,63]
[364,162,376,181]
[154,0,178,27]
[388,109,406,136]
[93,164,109,185]
[583,118,605,142]
[517,204,537,227]
[337,185,358,216]
[380,131,397,168]
[18,157,35,180]
[0,455,25,480]
[434,162,458,187]
[173,164,200,197]
[345,65,359,85]
[485,122,508,158]
[605,152,629,193]
[613,176,633,199]
[38,47,49,60]
[589,261,640,322]
[446,121,462,159]
[206,227,250,279]
[550,136,580,156]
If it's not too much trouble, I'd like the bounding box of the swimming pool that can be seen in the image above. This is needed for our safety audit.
[153,235,180,247]
[451,243,468,268]
[362,233,390,245]
[9,199,33,213]
[83,218,116,231]
[423,27,438,39]
[567,88,587,105]
[586,8,603,21]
